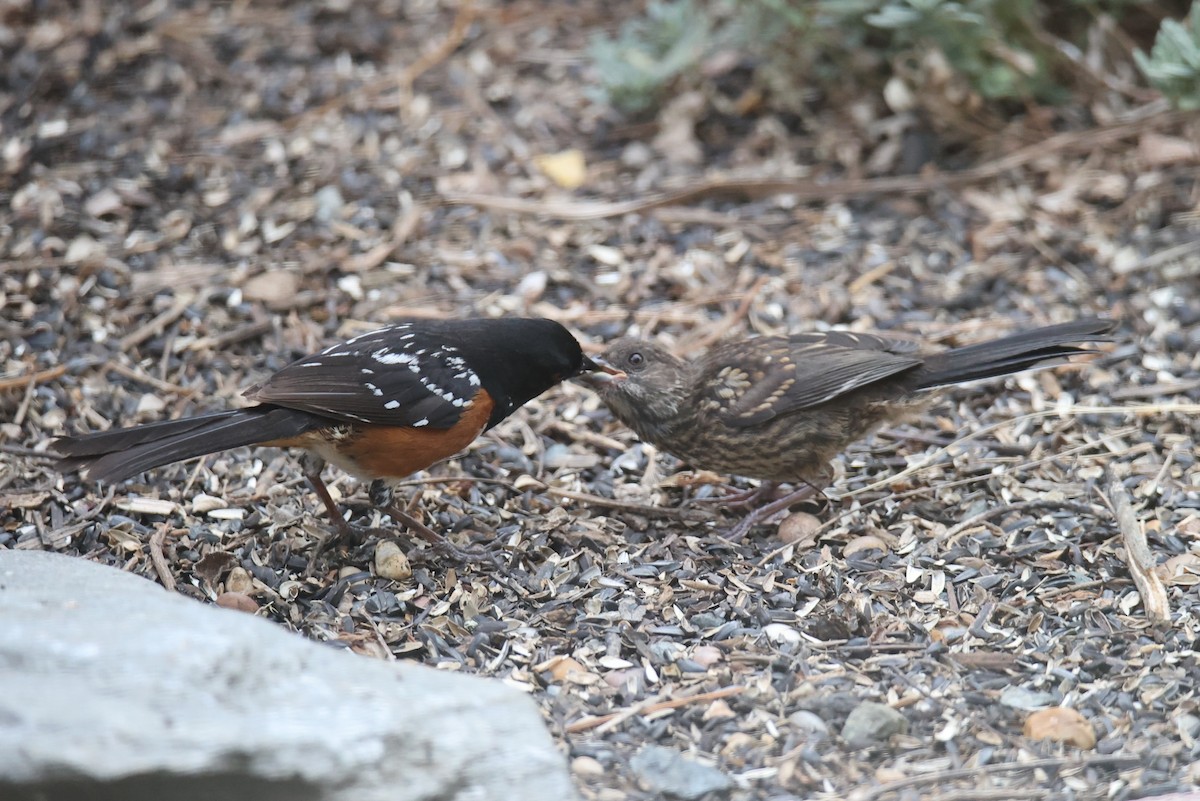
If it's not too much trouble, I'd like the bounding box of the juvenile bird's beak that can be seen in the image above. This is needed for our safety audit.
[577,355,626,383]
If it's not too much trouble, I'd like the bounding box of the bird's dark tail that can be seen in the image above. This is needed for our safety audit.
[54,406,323,483]
[916,318,1115,390]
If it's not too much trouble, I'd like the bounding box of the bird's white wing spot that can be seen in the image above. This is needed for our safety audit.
[372,348,418,366]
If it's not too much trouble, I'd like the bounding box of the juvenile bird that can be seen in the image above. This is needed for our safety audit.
[586,319,1115,539]
[56,317,614,558]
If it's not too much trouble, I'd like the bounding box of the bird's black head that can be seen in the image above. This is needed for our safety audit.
[450,317,607,428]
[580,337,694,438]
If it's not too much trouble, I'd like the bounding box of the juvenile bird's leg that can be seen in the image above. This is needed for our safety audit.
[682,481,778,508]
[720,478,829,542]
[369,479,499,566]
[719,481,778,508]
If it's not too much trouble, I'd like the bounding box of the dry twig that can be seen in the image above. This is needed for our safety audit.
[564,685,743,734]
[0,364,69,393]
[1106,476,1170,622]
[442,112,1188,220]
[149,523,176,593]
[860,754,1143,800]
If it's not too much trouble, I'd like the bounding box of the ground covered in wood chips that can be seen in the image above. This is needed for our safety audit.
[3,2,1200,799]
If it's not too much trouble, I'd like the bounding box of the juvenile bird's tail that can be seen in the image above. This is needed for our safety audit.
[54,406,322,483]
[916,319,1115,390]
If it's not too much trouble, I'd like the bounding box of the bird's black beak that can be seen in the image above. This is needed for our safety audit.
[576,355,626,383]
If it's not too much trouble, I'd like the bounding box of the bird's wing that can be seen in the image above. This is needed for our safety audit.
[246,323,484,429]
[785,330,920,354]
[700,335,923,427]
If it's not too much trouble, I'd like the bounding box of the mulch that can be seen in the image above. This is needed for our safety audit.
[2,2,1198,799]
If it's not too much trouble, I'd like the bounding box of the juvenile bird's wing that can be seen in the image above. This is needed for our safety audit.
[699,335,922,427]
[785,330,920,354]
[246,323,484,429]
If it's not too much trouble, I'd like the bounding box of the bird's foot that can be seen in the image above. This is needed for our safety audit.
[381,503,501,568]
[718,483,826,542]
[680,480,779,510]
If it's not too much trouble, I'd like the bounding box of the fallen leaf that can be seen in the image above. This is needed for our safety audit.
[193,551,238,585]
[1158,552,1200,586]
[104,526,144,553]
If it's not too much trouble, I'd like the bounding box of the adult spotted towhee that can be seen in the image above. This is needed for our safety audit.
[585,318,1115,539]
[56,317,615,557]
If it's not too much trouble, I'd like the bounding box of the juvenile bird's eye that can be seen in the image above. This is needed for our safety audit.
[627,352,645,368]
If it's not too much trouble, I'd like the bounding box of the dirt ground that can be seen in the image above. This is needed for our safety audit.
[3,2,1199,799]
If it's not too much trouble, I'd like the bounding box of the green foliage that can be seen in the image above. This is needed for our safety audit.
[738,0,1067,102]
[1135,1,1200,109]
[588,0,1182,115]
[588,0,711,113]
[863,0,1062,100]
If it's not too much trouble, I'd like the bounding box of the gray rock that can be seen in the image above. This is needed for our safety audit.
[1177,713,1200,738]
[0,550,575,801]
[999,685,1058,711]
[629,745,732,800]
[787,710,830,740]
[840,701,908,748]
[313,185,344,222]
[689,612,725,630]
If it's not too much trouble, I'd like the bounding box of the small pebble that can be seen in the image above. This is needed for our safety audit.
[763,623,802,645]
[226,566,254,595]
[788,710,830,739]
[841,701,908,748]
[191,494,226,514]
[571,755,606,779]
[313,185,344,222]
[629,745,732,800]
[374,540,412,581]
[690,645,722,668]
[690,612,725,629]
[1000,686,1057,711]
[1024,707,1096,749]
[778,511,821,545]
[702,699,736,721]
[215,592,258,614]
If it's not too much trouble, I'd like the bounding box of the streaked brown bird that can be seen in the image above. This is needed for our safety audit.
[585,319,1115,539]
[55,317,613,559]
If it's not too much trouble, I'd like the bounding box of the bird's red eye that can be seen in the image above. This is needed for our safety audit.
[627,352,645,368]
